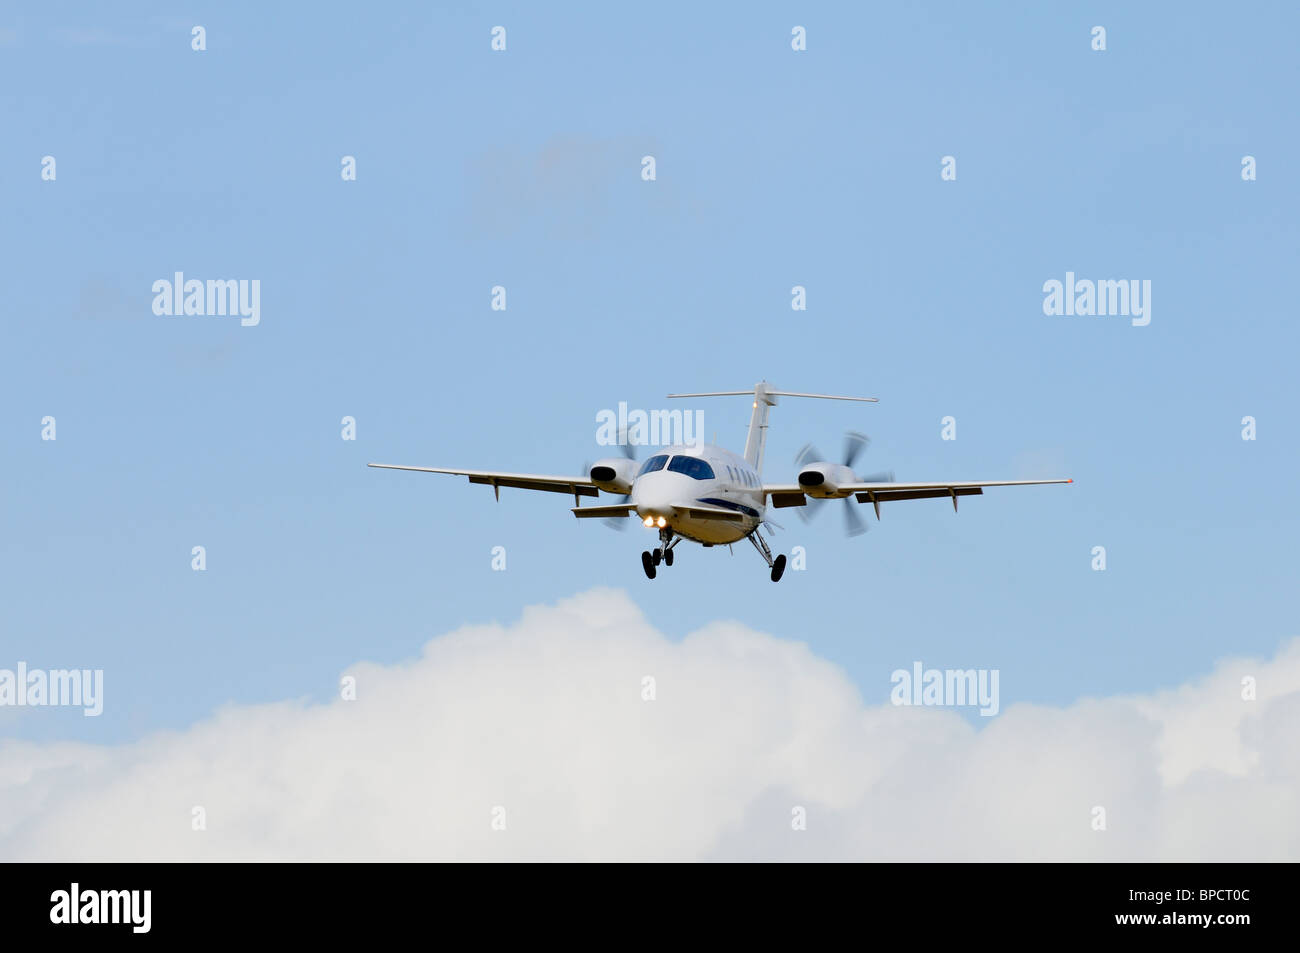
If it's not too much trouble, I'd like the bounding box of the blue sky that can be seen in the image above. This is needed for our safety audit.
[2,2,1297,745]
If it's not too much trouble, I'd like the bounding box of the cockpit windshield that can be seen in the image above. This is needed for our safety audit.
[637,454,669,476]
[666,456,716,480]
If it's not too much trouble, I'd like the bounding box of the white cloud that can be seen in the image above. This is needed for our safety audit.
[1,588,1296,861]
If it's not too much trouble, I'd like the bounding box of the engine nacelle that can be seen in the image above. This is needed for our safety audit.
[589,457,638,494]
[797,462,858,499]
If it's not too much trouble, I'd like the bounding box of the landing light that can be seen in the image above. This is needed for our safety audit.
[656,516,667,528]
[643,516,655,527]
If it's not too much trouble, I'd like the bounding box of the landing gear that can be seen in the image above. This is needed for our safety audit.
[644,529,679,576]
[747,531,786,582]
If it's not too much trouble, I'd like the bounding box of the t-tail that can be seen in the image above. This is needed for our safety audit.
[666,382,878,474]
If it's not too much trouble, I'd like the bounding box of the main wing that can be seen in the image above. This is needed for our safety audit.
[570,501,745,522]
[764,478,1072,514]
[368,463,601,500]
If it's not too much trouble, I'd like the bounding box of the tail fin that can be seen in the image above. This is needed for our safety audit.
[666,382,877,474]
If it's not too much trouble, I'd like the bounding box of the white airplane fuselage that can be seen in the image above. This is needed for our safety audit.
[629,443,764,544]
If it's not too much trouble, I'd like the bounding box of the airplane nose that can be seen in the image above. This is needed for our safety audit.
[632,473,677,521]
[635,500,674,520]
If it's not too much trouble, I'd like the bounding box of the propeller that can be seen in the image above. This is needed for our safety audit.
[841,430,868,471]
[794,431,894,537]
[584,430,638,530]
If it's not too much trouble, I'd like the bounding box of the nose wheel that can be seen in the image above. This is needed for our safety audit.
[642,530,679,579]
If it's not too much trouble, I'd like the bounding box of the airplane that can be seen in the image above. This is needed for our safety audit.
[368,381,1071,582]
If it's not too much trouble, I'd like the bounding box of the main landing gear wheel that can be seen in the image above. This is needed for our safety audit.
[748,530,785,582]
[663,548,674,566]
[641,550,657,580]
[652,548,662,566]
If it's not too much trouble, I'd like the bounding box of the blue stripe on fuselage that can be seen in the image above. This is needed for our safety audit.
[696,497,760,519]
